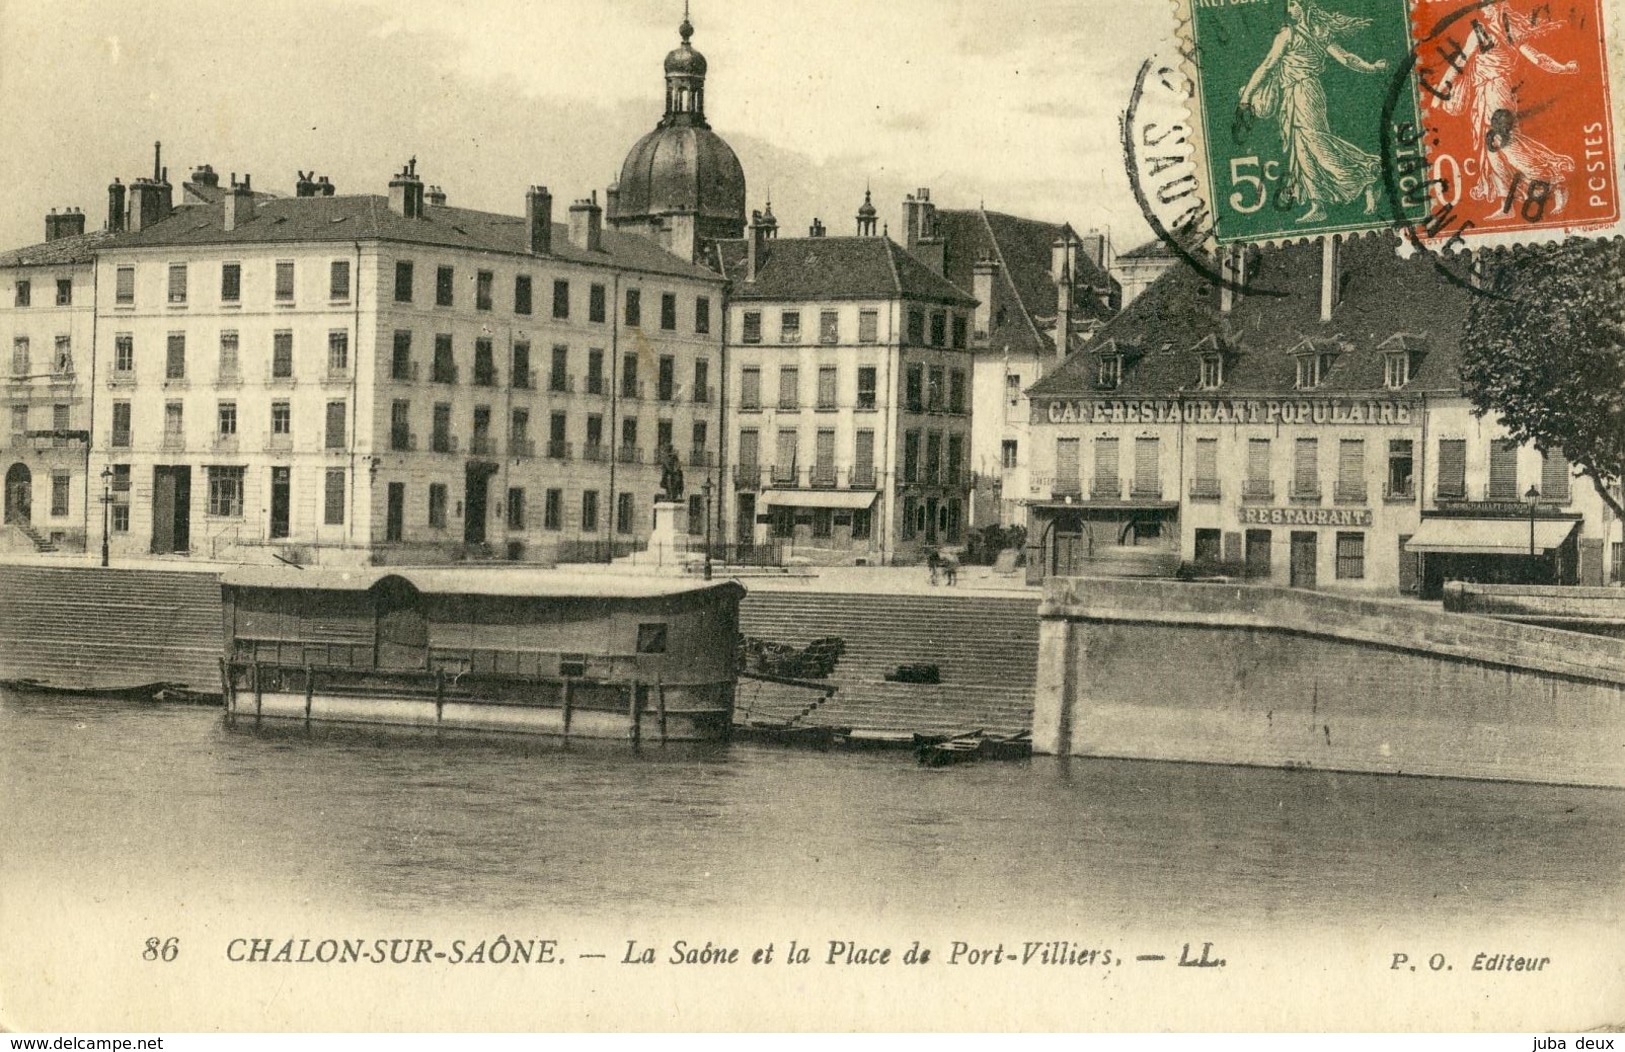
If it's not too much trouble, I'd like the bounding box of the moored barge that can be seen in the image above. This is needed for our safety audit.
[219,568,745,742]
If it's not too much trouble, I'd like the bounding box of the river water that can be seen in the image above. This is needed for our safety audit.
[3,689,1623,1029]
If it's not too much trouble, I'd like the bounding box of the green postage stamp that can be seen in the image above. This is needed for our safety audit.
[1183,0,1428,243]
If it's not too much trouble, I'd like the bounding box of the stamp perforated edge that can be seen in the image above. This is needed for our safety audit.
[1162,0,1625,254]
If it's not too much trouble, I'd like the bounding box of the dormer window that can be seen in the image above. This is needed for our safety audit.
[1383,351,1411,389]
[1295,352,1336,390]
[1199,354,1224,390]
[1098,354,1123,390]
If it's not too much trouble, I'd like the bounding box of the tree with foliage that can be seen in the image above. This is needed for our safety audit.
[1460,237,1625,519]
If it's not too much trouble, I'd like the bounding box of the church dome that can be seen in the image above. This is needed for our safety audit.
[616,124,746,226]
[611,12,745,235]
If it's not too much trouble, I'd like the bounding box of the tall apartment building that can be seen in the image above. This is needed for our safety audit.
[0,211,106,555]
[710,201,977,564]
[88,162,724,564]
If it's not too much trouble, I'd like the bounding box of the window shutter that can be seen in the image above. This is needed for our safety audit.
[1195,438,1218,482]
[1438,439,1467,497]
[1248,438,1271,481]
[1095,437,1119,481]
[1488,439,1519,499]
[1055,438,1080,485]
[1338,439,1364,495]
[1134,437,1158,491]
[1294,438,1318,494]
[1541,448,1571,501]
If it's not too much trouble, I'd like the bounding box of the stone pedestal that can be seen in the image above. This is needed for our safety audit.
[614,500,692,573]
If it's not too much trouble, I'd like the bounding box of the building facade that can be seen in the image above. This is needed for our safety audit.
[84,163,725,565]
[1025,236,1612,595]
[711,206,978,564]
[0,214,105,555]
[918,196,1119,532]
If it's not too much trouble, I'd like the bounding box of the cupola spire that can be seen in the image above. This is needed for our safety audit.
[662,3,708,127]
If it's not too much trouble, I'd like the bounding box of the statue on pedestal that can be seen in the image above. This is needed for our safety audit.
[658,447,685,502]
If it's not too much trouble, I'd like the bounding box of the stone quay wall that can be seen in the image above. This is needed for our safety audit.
[1036,578,1625,788]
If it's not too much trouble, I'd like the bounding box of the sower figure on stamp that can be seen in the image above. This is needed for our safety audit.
[1435,9,1579,217]
[1238,0,1389,223]
[658,447,685,502]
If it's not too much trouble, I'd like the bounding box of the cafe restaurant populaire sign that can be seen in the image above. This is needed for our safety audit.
[1041,398,1416,427]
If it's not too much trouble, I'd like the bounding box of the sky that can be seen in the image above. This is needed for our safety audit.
[0,0,1176,256]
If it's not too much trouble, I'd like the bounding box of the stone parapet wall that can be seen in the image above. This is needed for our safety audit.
[1036,577,1625,788]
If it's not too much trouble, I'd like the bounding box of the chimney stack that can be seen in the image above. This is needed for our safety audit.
[567,192,603,252]
[190,164,219,189]
[223,174,256,232]
[1319,236,1341,323]
[526,185,553,255]
[318,175,335,197]
[904,190,945,275]
[746,207,777,282]
[44,208,85,242]
[808,217,825,238]
[126,141,175,232]
[107,178,126,233]
[388,158,425,219]
[972,255,1000,337]
[295,171,319,198]
[424,185,447,207]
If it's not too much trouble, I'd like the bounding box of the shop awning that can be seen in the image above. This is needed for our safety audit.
[1405,517,1579,555]
[758,489,879,510]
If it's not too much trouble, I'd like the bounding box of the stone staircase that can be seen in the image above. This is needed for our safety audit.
[12,523,58,553]
[0,565,222,691]
[737,591,1040,736]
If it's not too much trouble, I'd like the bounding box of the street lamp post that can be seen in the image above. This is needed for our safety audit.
[702,477,714,581]
[99,465,113,568]
[1526,484,1542,565]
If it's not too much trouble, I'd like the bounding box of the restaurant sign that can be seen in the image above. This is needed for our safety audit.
[1239,507,1374,528]
[1041,398,1414,427]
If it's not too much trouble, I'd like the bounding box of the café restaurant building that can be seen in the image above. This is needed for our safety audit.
[1023,236,1611,596]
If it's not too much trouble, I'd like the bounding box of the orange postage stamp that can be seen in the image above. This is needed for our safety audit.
[1399,0,1619,248]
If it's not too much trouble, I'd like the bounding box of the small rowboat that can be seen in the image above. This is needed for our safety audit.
[916,730,984,767]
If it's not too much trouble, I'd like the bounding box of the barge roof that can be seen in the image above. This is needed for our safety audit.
[219,567,746,600]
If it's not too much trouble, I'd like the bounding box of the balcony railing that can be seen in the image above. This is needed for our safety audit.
[810,464,836,488]
[621,380,644,400]
[266,366,294,384]
[738,398,761,412]
[1335,481,1367,504]
[512,369,536,391]
[733,464,762,489]
[1189,478,1221,500]
[469,435,496,456]
[1291,483,1322,502]
[656,384,676,403]
[109,368,137,386]
[217,368,242,386]
[390,431,417,452]
[546,439,571,460]
[1435,482,1467,500]
[1052,479,1083,498]
[850,465,876,490]
[816,398,838,411]
[1131,482,1163,500]
[432,434,460,454]
[431,363,458,384]
[688,449,715,468]
[1091,477,1121,500]
[581,443,607,463]
[391,360,419,382]
[1385,481,1416,501]
[1242,478,1275,501]
[110,430,132,449]
[547,373,572,394]
[214,433,239,452]
[472,367,499,388]
[585,376,605,396]
[161,432,185,452]
[509,438,536,458]
[692,385,714,405]
[617,445,642,464]
[326,365,351,384]
[266,433,292,452]
[777,397,800,411]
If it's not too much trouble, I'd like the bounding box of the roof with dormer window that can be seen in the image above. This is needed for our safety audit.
[1028,234,1468,400]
